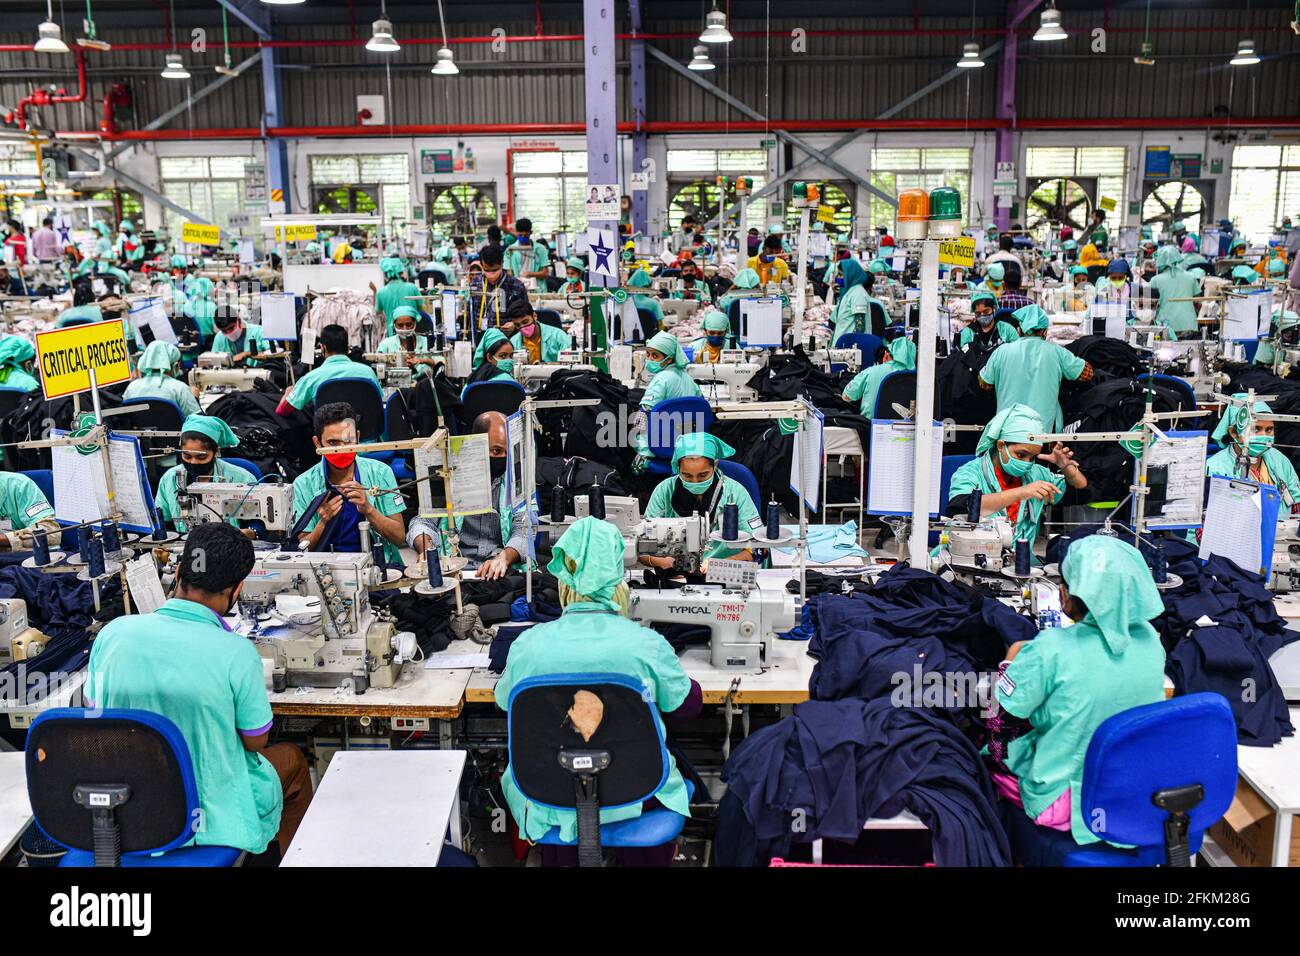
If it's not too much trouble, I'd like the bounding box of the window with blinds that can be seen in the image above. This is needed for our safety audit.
[511,151,588,236]
[308,153,411,229]
[159,156,250,239]
[868,148,972,231]
[1025,146,1127,215]
[1230,146,1300,243]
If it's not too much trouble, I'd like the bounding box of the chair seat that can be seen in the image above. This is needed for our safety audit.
[59,844,243,868]
[533,781,692,849]
[1000,799,1197,867]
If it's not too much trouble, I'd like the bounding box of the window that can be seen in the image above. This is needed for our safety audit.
[868,148,972,231]
[308,153,411,230]
[510,151,588,236]
[1229,146,1300,243]
[664,149,767,231]
[160,156,249,238]
[1025,146,1127,217]
[784,181,854,239]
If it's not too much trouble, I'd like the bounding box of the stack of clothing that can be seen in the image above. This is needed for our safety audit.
[301,289,378,342]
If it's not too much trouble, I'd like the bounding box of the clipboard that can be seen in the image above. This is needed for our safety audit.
[1129,429,1208,531]
[1198,476,1280,579]
[866,419,944,518]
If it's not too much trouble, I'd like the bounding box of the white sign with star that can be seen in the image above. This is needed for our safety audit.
[586,227,618,280]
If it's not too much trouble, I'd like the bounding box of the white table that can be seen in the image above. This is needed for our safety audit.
[1234,706,1300,867]
[281,750,466,867]
[267,660,471,721]
[0,751,31,858]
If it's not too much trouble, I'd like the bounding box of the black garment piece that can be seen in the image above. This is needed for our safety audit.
[205,387,313,479]
[1226,366,1300,473]
[715,697,1011,867]
[370,590,454,656]
[0,388,125,473]
[938,346,999,456]
[533,456,627,519]
[458,573,559,626]
[1066,334,1145,380]
[411,367,465,437]
[533,369,635,471]
[752,348,852,411]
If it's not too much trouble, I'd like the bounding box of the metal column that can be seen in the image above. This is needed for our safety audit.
[995,0,1045,230]
[583,0,618,288]
[219,0,290,212]
[629,0,648,236]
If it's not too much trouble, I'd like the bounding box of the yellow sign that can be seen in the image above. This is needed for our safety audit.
[274,224,318,242]
[816,204,836,224]
[938,236,976,269]
[36,319,132,400]
[181,222,221,246]
[1099,196,1117,212]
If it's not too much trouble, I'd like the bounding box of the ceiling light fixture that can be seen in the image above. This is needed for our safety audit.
[431,0,458,75]
[1033,5,1068,42]
[956,42,984,68]
[688,44,715,71]
[699,7,733,44]
[366,18,400,53]
[161,52,190,79]
[1229,38,1260,66]
[35,1,69,53]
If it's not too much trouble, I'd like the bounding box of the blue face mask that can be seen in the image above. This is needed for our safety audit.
[706,334,726,347]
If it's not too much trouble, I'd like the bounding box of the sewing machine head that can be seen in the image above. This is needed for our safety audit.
[933,515,1016,582]
[176,480,294,531]
[628,583,797,672]
[630,515,711,575]
[190,367,271,392]
[197,351,233,369]
[514,362,597,391]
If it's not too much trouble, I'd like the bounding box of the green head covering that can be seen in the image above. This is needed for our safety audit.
[169,254,188,269]
[381,256,406,279]
[181,414,238,449]
[866,258,890,275]
[1014,303,1050,334]
[839,258,868,291]
[732,268,761,289]
[671,432,735,472]
[986,263,1005,282]
[886,337,917,370]
[92,221,110,238]
[701,310,729,333]
[1061,536,1162,654]
[566,256,585,272]
[1212,394,1272,445]
[1275,309,1300,331]
[191,276,215,300]
[1269,258,1287,277]
[1189,267,1207,281]
[547,516,627,611]
[434,247,453,263]
[647,331,686,369]
[1231,265,1258,284]
[1069,265,1089,277]
[976,403,1045,455]
[479,327,508,359]
[628,268,653,289]
[0,336,35,372]
[1061,239,1078,251]
[1155,245,1183,272]
[119,220,134,233]
[138,340,181,377]
[986,224,1000,237]
[1181,253,1208,269]
[1230,237,1248,252]
[971,290,998,309]
[1172,220,1186,233]
[391,305,420,322]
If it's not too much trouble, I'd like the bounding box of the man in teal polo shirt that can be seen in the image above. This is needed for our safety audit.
[276,323,378,415]
[84,523,312,856]
[290,401,407,567]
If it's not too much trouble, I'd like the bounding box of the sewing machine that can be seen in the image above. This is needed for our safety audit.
[175,478,295,531]
[1271,517,1300,594]
[196,351,232,369]
[686,361,763,401]
[0,599,40,666]
[805,347,863,374]
[190,367,272,392]
[628,581,798,672]
[514,362,597,392]
[932,515,1019,591]
[241,549,413,692]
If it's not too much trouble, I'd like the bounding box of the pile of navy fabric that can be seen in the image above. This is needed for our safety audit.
[715,564,1032,866]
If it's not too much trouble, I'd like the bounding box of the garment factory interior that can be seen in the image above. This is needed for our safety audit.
[0,0,1297,894]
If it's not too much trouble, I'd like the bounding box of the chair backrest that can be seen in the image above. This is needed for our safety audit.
[635,308,659,342]
[1242,340,1261,363]
[506,673,670,813]
[718,459,762,511]
[872,370,916,421]
[461,379,526,427]
[118,396,186,434]
[727,299,743,342]
[20,468,76,551]
[57,315,96,328]
[26,708,201,856]
[867,300,888,337]
[315,377,386,441]
[938,454,976,516]
[536,308,564,329]
[222,456,262,479]
[646,396,714,460]
[1137,373,1198,418]
[0,386,34,419]
[833,332,884,367]
[1081,693,1238,855]
[385,390,415,442]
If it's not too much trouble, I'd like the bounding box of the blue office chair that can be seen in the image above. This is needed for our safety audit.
[718,459,762,511]
[118,396,186,433]
[223,457,263,479]
[378,391,416,482]
[506,673,692,867]
[536,307,564,330]
[461,379,526,428]
[872,370,918,421]
[929,454,977,548]
[1242,340,1261,363]
[26,708,244,867]
[645,396,714,476]
[1003,693,1238,867]
[635,308,659,342]
[19,468,77,552]
[833,332,884,368]
[315,377,386,441]
[866,300,889,337]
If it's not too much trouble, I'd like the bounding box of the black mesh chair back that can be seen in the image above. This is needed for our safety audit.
[315,378,385,441]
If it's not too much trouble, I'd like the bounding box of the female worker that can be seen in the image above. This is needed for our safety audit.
[462,328,515,395]
[1231,265,1260,288]
[691,311,734,364]
[978,262,1006,295]
[841,336,917,419]
[1207,395,1300,509]
[511,301,570,364]
[979,305,1092,432]
[959,291,1019,350]
[375,257,421,336]
[632,332,702,467]
[945,403,1087,545]
[186,277,219,339]
[626,268,665,331]
[993,535,1165,851]
[644,433,759,566]
[1063,266,1093,313]
[0,337,39,393]
[560,257,587,294]
[829,259,884,344]
[494,516,701,867]
[1148,245,1201,336]
[56,278,104,327]
[125,340,201,418]
[154,415,257,533]
[1254,310,1300,368]
[211,308,268,368]
[716,267,760,316]
[376,305,438,381]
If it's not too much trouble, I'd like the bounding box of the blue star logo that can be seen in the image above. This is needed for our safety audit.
[590,234,613,274]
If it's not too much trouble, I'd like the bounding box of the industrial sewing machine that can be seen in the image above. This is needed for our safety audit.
[190,367,273,392]
[1271,518,1300,594]
[240,548,415,692]
[0,599,43,666]
[175,477,295,531]
[931,514,1023,593]
[514,362,597,392]
[805,347,863,374]
[196,351,232,369]
[686,361,764,401]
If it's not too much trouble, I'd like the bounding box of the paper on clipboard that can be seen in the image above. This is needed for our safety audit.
[1088,299,1126,339]
[441,291,459,339]
[124,554,167,614]
[1223,291,1271,341]
[1198,476,1279,577]
[1134,431,1207,530]
[739,297,782,347]
[789,400,824,512]
[413,432,494,518]
[259,292,297,341]
[130,298,176,346]
[51,430,158,533]
[867,420,943,517]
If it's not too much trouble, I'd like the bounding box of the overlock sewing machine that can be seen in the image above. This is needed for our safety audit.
[174,475,295,531]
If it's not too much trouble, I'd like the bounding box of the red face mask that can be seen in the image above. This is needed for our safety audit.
[324,451,357,470]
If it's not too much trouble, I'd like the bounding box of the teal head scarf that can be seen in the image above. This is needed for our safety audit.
[0,337,35,384]
[1069,265,1089,278]
[547,516,628,612]
[701,310,730,333]
[1212,394,1272,445]
[191,277,215,301]
[566,256,586,272]
[391,304,420,322]
[1013,303,1050,334]
[181,414,239,449]
[976,403,1045,455]
[971,290,998,309]
[671,432,735,472]
[985,263,1005,283]
[731,268,761,290]
[1060,535,1163,654]
[170,254,188,269]
[1269,258,1287,277]
[839,258,868,291]
[1155,245,1183,272]
[479,327,508,357]
[138,340,181,378]
[381,257,406,280]
[628,268,653,289]
[885,336,916,370]
[1231,265,1258,285]
[647,331,687,369]
[92,221,110,238]
[866,258,890,275]
[1274,309,1300,331]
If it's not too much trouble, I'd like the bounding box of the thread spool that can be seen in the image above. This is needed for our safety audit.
[1152,541,1168,584]
[551,486,566,523]
[100,521,121,554]
[152,524,169,541]
[766,501,781,540]
[721,502,739,541]
[967,489,983,525]
[427,552,444,588]
[1014,538,1031,577]
[435,331,446,351]
[588,484,606,520]
[86,534,106,578]
[32,528,50,566]
[371,538,386,573]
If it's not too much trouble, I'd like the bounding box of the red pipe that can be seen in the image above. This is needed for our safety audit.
[8,47,87,130]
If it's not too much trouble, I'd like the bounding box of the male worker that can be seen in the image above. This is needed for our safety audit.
[276,323,378,415]
[504,218,552,290]
[85,522,313,857]
[0,471,60,551]
[747,235,790,286]
[290,402,407,566]
[467,244,529,336]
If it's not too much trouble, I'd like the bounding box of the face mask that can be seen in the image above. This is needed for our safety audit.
[397,327,416,339]
[490,456,507,479]
[761,255,775,263]
[988,281,1002,291]
[495,358,514,374]
[520,324,537,338]
[324,451,357,470]
[645,359,663,375]
[706,334,726,347]
[183,460,213,483]
[222,325,242,342]
[998,446,1034,478]
[680,475,713,495]
[1110,277,1126,288]
[978,313,995,328]
[835,277,845,289]
[1246,435,1274,457]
